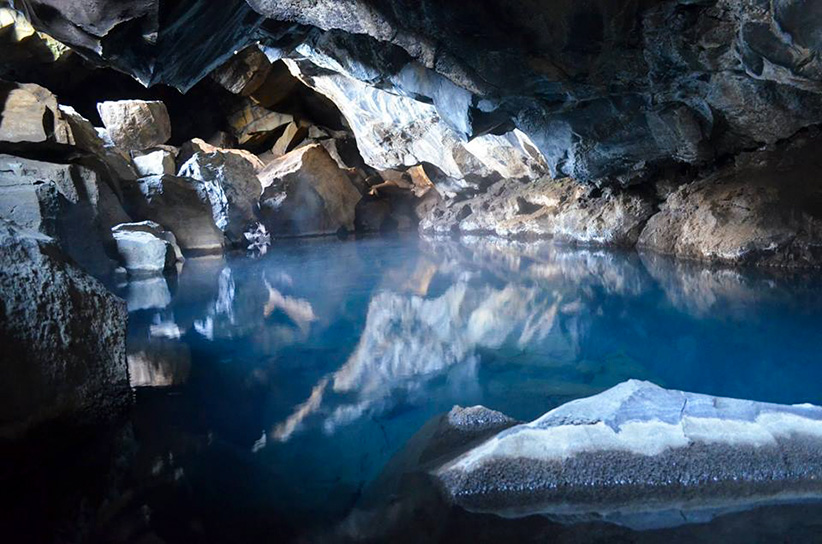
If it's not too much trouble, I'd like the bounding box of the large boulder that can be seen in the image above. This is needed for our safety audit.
[0,80,73,148]
[120,175,224,255]
[0,221,130,440]
[435,380,822,528]
[111,221,182,276]
[259,143,361,236]
[97,100,172,151]
[177,147,263,245]
[0,154,128,277]
[421,177,656,247]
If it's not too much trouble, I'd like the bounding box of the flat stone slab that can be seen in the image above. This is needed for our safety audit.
[435,380,822,527]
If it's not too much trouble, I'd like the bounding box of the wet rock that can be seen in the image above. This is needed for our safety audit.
[112,221,181,276]
[638,136,822,267]
[435,380,822,527]
[259,143,361,236]
[0,154,126,277]
[121,174,224,255]
[0,80,72,147]
[177,147,263,245]
[421,177,656,247]
[97,100,171,151]
[0,221,130,440]
[132,148,175,177]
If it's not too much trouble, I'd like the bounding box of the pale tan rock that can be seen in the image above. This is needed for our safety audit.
[97,100,171,151]
[259,144,361,236]
[0,81,72,145]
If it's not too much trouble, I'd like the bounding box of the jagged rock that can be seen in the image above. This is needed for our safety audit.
[0,80,72,147]
[177,137,264,172]
[111,221,181,276]
[57,105,139,184]
[420,177,656,247]
[97,100,171,151]
[270,121,307,157]
[210,44,272,95]
[0,221,130,440]
[435,380,822,527]
[120,174,224,255]
[177,148,263,245]
[284,60,548,197]
[259,143,361,236]
[132,148,175,177]
[227,102,293,148]
[0,154,127,277]
[638,136,822,267]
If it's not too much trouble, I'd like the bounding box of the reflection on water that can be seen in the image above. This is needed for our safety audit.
[31,236,822,541]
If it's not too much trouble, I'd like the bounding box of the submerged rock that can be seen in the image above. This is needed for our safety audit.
[121,174,224,255]
[435,380,822,528]
[97,100,172,151]
[259,143,361,236]
[0,221,130,440]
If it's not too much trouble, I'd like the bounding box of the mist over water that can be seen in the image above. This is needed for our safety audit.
[44,236,822,541]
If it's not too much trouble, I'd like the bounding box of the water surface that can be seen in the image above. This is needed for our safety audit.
[21,235,822,542]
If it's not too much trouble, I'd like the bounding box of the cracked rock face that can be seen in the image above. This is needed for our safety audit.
[435,379,822,529]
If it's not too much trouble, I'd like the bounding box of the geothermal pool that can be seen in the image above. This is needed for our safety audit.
[12,236,822,542]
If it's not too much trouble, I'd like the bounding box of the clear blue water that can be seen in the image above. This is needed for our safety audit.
[111,235,822,542]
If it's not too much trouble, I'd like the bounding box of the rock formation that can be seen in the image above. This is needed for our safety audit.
[434,380,822,528]
[0,221,130,440]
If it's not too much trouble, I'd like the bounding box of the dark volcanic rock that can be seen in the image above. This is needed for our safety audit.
[0,220,131,441]
[19,1,822,186]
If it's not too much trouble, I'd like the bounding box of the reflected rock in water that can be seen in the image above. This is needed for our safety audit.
[640,251,822,319]
[128,338,192,388]
[434,380,822,530]
[121,276,172,311]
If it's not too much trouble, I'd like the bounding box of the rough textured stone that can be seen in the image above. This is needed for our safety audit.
[0,80,72,147]
[0,221,130,440]
[120,175,224,255]
[638,134,822,267]
[435,380,822,527]
[283,59,548,197]
[259,143,361,236]
[421,177,656,247]
[0,154,127,277]
[97,100,171,151]
[177,148,263,245]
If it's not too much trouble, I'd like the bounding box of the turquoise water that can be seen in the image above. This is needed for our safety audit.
[87,236,822,540]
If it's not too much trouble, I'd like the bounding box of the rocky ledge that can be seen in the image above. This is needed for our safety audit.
[432,380,822,529]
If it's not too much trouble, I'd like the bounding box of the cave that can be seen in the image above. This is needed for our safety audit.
[2,1,822,542]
